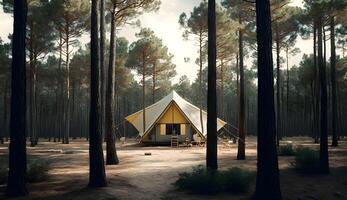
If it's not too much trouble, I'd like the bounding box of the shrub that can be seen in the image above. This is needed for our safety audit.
[291,147,320,174]
[176,165,254,194]
[27,159,50,183]
[0,157,50,184]
[278,144,296,156]
[223,167,255,193]
[176,165,222,194]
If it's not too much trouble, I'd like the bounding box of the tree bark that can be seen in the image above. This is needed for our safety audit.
[199,32,204,135]
[206,0,217,171]
[313,22,319,143]
[106,5,119,165]
[6,0,28,196]
[142,51,146,135]
[58,31,63,143]
[275,21,281,146]
[64,20,70,144]
[0,79,7,144]
[152,62,156,104]
[236,53,239,143]
[330,16,338,147]
[54,86,59,142]
[237,18,245,160]
[254,0,282,199]
[4,79,9,142]
[317,17,329,174]
[286,46,290,138]
[220,59,224,119]
[28,20,39,146]
[100,0,106,140]
[89,0,107,187]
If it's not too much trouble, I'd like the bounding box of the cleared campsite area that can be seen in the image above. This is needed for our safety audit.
[0,137,347,200]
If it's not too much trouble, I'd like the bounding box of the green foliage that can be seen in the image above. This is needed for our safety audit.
[176,166,222,194]
[291,147,320,174]
[176,165,254,194]
[173,75,191,100]
[107,0,161,26]
[0,157,50,184]
[223,167,255,194]
[126,28,176,94]
[278,144,296,156]
[27,159,50,183]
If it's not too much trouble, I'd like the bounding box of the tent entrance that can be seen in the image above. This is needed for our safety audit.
[166,124,181,135]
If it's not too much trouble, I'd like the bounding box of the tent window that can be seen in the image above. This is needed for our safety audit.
[166,124,181,135]
[181,124,186,135]
[160,124,166,135]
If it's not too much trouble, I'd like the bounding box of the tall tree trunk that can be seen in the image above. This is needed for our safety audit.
[323,27,327,72]
[4,79,9,141]
[286,46,290,138]
[237,18,245,160]
[310,81,315,138]
[33,54,38,145]
[317,17,329,174]
[330,16,338,147]
[206,0,217,171]
[236,53,239,140]
[0,79,7,144]
[220,60,224,119]
[106,5,119,165]
[89,0,107,187]
[64,22,70,144]
[336,81,342,140]
[54,86,58,142]
[275,21,281,146]
[6,0,28,196]
[142,52,146,135]
[100,0,106,140]
[71,82,76,138]
[254,0,282,199]
[28,21,37,147]
[58,31,63,143]
[199,32,204,134]
[313,22,319,144]
[152,62,156,104]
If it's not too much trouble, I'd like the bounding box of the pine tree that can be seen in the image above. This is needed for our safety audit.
[6,0,28,196]
[206,0,217,171]
[254,0,282,199]
[89,0,107,187]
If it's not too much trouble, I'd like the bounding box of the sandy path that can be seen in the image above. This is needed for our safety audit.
[0,137,346,200]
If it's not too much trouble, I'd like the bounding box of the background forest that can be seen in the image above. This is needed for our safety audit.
[0,0,346,145]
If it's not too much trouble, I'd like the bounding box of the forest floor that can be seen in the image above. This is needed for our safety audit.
[0,137,347,200]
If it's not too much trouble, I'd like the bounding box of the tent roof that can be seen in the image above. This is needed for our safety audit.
[125,90,226,137]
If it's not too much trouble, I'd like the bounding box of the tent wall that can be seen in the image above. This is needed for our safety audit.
[142,124,195,143]
[158,103,187,124]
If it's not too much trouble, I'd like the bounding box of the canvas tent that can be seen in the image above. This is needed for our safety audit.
[125,90,226,144]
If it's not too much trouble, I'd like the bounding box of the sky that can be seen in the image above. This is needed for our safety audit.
[0,0,330,84]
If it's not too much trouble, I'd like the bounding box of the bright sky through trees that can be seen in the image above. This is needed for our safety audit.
[0,0,325,84]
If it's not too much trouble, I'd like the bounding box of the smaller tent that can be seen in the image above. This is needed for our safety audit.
[125,90,226,144]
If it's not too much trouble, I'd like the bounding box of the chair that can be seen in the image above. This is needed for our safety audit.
[193,134,202,146]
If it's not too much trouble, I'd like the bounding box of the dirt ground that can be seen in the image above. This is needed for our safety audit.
[0,137,346,200]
